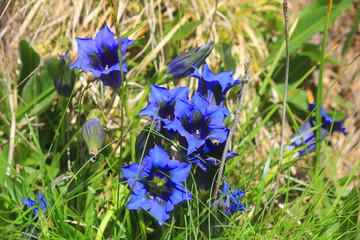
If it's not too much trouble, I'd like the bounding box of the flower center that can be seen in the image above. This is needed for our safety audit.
[142,168,173,201]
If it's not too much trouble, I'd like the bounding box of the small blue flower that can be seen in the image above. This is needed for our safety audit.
[122,146,192,226]
[190,63,241,106]
[70,24,135,89]
[189,140,238,191]
[139,85,190,125]
[54,50,75,97]
[220,181,246,215]
[22,192,48,216]
[290,103,347,157]
[167,41,214,80]
[82,118,105,161]
[165,91,230,155]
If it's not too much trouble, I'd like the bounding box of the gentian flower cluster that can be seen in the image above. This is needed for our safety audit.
[70,25,135,89]
[123,41,245,226]
[289,103,347,157]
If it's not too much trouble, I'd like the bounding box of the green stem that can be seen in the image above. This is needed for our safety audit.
[315,0,333,168]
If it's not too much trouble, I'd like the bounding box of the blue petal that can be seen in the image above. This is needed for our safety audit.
[22,198,36,208]
[149,85,169,104]
[38,192,47,210]
[170,184,192,205]
[138,103,159,118]
[149,202,169,226]
[170,162,191,183]
[192,91,209,116]
[185,134,205,155]
[121,163,141,179]
[127,189,154,210]
[166,200,174,212]
[120,37,135,55]
[148,146,170,168]
[174,99,193,119]
[207,128,229,143]
[94,25,117,52]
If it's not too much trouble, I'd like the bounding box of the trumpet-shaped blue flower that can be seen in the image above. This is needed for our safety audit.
[190,63,241,106]
[70,25,135,89]
[165,91,230,155]
[122,146,192,226]
[167,41,214,80]
[290,103,347,157]
[139,85,190,125]
[22,192,48,216]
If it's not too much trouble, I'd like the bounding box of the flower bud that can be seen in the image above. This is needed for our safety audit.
[81,118,105,161]
[167,41,214,80]
[54,50,75,97]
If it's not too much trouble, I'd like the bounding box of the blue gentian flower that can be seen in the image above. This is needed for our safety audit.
[139,85,190,126]
[220,181,246,215]
[189,140,238,191]
[190,63,241,106]
[82,118,105,161]
[165,91,230,155]
[53,50,75,97]
[122,146,192,226]
[167,41,214,80]
[22,192,48,216]
[70,24,135,89]
[290,103,348,157]
[22,192,49,239]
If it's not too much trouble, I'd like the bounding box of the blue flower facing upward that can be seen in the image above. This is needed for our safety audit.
[289,103,347,157]
[190,63,241,107]
[167,41,214,80]
[122,146,192,226]
[22,192,48,216]
[165,91,230,155]
[139,85,190,126]
[70,24,135,89]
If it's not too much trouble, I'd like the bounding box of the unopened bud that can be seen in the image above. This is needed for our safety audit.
[81,118,105,161]
[54,51,75,97]
[167,41,214,80]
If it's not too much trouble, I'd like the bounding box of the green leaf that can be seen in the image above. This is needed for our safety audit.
[172,21,200,41]
[299,44,342,65]
[338,188,360,240]
[328,111,347,121]
[273,56,311,112]
[4,176,23,205]
[20,57,58,117]
[18,39,41,87]
[215,42,236,72]
[263,0,355,66]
